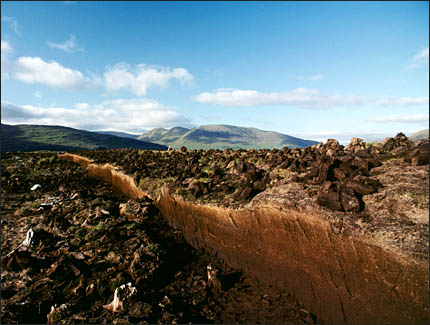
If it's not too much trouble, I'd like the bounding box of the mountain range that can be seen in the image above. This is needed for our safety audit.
[4,124,427,153]
[138,125,318,150]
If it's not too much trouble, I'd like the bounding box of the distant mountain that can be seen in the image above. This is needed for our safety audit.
[95,130,140,139]
[409,129,429,141]
[1,124,167,152]
[140,127,190,143]
[138,124,318,149]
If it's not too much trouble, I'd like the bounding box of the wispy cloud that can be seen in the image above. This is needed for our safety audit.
[14,57,96,91]
[1,99,192,134]
[33,91,42,99]
[368,114,429,124]
[47,34,83,53]
[1,16,21,37]
[193,88,428,109]
[406,47,429,69]
[104,63,194,96]
[297,74,324,81]
[1,40,14,80]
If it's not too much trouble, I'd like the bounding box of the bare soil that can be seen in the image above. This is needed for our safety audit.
[1,152,315,324]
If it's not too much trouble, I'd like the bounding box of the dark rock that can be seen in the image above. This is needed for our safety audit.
[381,137,395,151]
[345,180,375,196]
[316,190,342,211]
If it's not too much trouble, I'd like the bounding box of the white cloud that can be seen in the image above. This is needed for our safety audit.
[1,16,21,37]
[33,91,42,99]
[1,40,12,53]
[368,114,429,124]
[194,88,363,108]
[374,97,429,106]
[297,74,324,81]
[47,34,83,53]
[14,57,95,91]
[1,40,14,80]
[193,88,428,109]
[407,47,429,69]
[104,63,194,96]
[74,102,90,110]
[7,54,193,95]
[1,99,192,134]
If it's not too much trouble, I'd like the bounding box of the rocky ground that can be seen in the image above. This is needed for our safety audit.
[76,133,429,213]
[1,152,316,324]
[73,132,429,270]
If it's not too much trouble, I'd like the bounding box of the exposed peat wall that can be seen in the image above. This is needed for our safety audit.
[59,153,429,323]
[59,153,147,199]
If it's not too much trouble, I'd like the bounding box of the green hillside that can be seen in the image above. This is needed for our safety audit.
[1,124,167,152]
[409,129,429,141]
[138,124,318,149]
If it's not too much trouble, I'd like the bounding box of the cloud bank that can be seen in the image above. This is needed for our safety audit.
[194,88,429,108]
[1,99,192,134]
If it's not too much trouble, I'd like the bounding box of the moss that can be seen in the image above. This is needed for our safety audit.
[125,204,133,214]
[31,201,40,209]
[70,239,81,246]
[126,222,137,229]
[198,177,210,183]
[90,222,108,232]
[76,227,87,238]
[202,167,214,175]
[365,142,378,148]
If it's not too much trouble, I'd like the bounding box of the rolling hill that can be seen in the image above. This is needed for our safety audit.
[1,124,167,152]
[409,129,429,141]
[138,124,318,149]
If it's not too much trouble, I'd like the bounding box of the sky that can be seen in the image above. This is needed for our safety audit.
[1,1,429,143]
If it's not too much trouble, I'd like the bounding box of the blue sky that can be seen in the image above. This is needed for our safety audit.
[1,1,428,143]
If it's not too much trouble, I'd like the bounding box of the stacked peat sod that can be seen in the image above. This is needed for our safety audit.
[74,132,428,212]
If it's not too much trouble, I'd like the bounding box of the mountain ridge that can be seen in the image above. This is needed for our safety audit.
[138,124,318,149]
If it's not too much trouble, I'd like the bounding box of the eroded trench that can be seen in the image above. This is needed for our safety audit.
[59,153,429,324]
